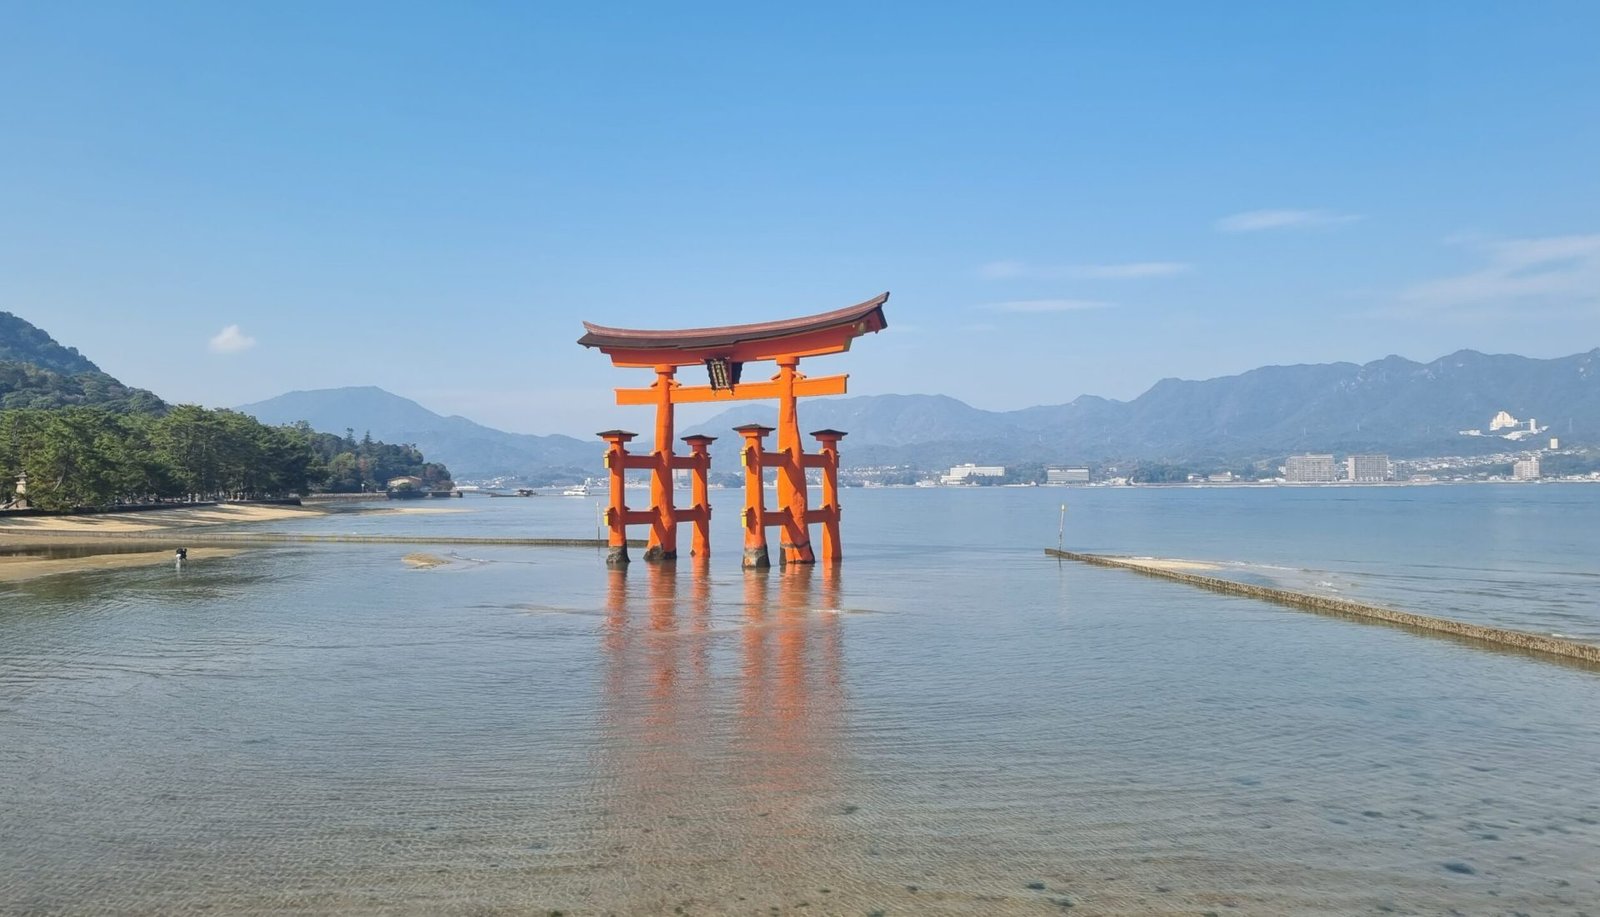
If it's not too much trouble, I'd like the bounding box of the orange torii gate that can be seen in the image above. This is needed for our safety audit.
[579,293,889,568]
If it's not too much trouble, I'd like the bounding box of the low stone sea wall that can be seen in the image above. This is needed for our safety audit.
[0,501,220,518]
[1045,548,1600,667]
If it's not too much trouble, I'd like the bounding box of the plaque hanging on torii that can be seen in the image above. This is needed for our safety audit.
[578,292,889,567]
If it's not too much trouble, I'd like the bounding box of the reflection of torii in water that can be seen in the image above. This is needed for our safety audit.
[579,293,888,567]
[595,565,848,910]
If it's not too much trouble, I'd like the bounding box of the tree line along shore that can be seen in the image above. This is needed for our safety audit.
[1,405,452,512]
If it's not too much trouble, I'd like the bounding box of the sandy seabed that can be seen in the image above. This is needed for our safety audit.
[0,547,243,583]
[0,504,324,583]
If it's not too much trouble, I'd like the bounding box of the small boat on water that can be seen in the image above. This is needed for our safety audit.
[561,484,590,497]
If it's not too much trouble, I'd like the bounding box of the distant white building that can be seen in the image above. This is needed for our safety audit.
[1285,454,1338,483]
[1513,457,1541,481]
[942,463,1005,485]
[1345,454,1391,483]
[1464,411,1546,441]
[1046,467,1090,484]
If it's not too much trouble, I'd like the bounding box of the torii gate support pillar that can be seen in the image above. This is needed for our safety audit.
[599,429,650,567]
[735,423,773,569]
[808,429,846,563]
[680,434,716,558]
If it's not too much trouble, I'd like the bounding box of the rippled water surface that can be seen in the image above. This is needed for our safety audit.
[3,487,1599,915]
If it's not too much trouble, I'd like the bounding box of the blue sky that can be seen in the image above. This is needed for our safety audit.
[3,2,1598,435]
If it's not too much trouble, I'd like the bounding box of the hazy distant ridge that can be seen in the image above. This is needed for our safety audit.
[236,386,596,480]
[690,348,1600,465]
[237,348,1600,479]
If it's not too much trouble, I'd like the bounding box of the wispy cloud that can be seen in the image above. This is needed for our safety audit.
[982,299,1113,313]
[978,260,1029,279]
[1399,233,1600,315]
[208,324,257,354]
[978,260,1190,280]
[1214,209,1362,233]
[1067,261,1191,279]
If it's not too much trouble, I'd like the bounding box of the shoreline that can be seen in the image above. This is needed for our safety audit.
[0,502,331,542]
[0,504,330,582]
[0,503,628,581]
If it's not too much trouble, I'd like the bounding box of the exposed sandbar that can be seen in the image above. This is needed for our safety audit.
[402,552,451,568]
[0,503,327,541]
[1113,557,1221,572]
[0,547,243,583]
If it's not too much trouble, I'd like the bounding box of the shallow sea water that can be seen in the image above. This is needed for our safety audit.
[2,488,1598,915]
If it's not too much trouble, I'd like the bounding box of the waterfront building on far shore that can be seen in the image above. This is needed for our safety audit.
[1346,454,1391,483]
[942,463,1005,485]
[1514,457,1541,481]
[1046,467,1091,485]
[1285,454,1337,483]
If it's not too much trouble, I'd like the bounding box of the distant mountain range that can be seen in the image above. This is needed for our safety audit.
[6,305,1592,478]
[237,348,1598,481]
[688,349,1600,467]
[236,387,596,482]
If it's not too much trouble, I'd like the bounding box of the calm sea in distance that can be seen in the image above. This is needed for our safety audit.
[2,485,1598,914]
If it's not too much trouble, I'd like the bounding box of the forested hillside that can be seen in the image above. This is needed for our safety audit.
[0,312,100,373]
[0,312,452,509]
[0,312,169,412]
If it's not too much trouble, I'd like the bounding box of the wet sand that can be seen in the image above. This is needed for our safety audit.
[0,547,243,583]
[401,552,451,568]
[0,504,322,582]
[0,503,326,539]
[1113,556,1220,572]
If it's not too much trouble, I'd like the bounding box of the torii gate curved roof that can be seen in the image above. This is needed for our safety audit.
[578,292,889,367]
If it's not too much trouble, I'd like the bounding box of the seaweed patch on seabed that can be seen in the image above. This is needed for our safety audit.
[402,552,497,570]
[508,603,605,617]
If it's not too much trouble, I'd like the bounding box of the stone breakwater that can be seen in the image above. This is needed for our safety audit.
[1045,548,1600,667]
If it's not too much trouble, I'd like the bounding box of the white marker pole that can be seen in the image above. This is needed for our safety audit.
[1058,503,1067,553]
